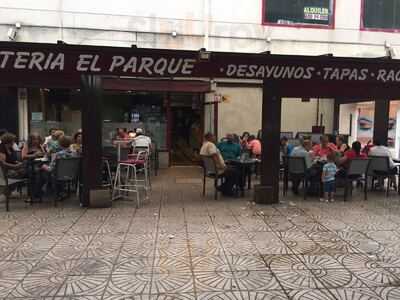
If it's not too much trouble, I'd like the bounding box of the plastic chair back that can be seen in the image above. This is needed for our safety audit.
[287,156,306,175]
[367,156,390,175]
[201,156,217,176]
[0,166,7,186]
[55,157,80,181]
[347,158,370,177]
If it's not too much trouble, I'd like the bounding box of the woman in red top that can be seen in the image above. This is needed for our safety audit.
[339,141,366,169]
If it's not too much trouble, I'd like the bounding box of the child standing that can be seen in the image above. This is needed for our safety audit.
[321,152,337,202]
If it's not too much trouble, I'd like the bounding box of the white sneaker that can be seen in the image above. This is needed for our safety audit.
[320,198,326,202]
[330,198,335,203]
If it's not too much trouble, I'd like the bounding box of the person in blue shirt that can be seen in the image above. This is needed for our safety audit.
[217,134,241,161]
[280,136,294,156]
[321,152,337,202]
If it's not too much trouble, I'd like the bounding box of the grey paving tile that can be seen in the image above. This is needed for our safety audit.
[284,240,326,255]
[350,268,400,287]
[233,270,281,291]
[56,274,108,296]
[273,267,325,289]
[194,271,239,292]
[287,289,337,300]
[192,255,231,273]
[225,255,269,272]
[376,286,400,299]
[328,288,383,300]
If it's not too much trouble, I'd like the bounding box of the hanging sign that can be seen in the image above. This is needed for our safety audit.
[1,42,400,86]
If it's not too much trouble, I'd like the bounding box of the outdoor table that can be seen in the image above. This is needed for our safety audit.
[226,158,258,196]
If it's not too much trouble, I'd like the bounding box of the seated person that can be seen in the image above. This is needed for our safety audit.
[217,134,241,161]
[240,132,250,149]
[70,131,83,155]
[369,138,396,171]
[200,132,240,196]
[22,133,45,160]
[336,135,350,154]
[338,141,366,169]
[312,135,337,159]
[133,128,152,150]
[43,128,57,146]
[115,128,128,140]
[45,130,64,155]
[369,138,397,189]
[42,136,77,173]
[280,136,294,156]
[290,138,313,194]
[0,133,25,179]
[40,136,77,199]
[247,135,262,158]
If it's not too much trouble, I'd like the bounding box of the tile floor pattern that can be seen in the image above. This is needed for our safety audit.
[1,167,400,299]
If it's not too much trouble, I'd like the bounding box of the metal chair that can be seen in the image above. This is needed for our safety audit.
[287,156,308,199]
[0,165,28,211]
[367,156,396,197]
[112,148,148,208]
[201,155,224,200]
[53,157,81,205]
[342,158,370,201]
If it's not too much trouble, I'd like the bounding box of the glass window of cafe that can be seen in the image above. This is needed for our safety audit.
[102,92,167,149]
[28,88,82,139]
[263,0,335,27]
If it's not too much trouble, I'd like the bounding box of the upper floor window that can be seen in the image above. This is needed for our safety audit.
[362,0,400,31]
[263,0,335,28]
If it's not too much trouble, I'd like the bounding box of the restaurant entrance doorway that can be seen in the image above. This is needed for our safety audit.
[170,93,203,165]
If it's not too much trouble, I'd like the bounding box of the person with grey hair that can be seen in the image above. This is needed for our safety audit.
[290,137,313,195]
[133,128,152,149]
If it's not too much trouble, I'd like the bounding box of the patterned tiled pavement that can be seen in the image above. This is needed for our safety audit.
[1,167,400,299]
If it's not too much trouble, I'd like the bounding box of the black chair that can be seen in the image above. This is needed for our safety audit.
[0,165,29,211]
[341,158,370,201]
[367,156,396,197]
[53,157,81,205]
[201,155,224,200]
[287,156,308,199]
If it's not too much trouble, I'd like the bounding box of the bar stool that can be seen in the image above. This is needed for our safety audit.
[102,157,113,190]
[128,150,151,197]
[112,147,141,207]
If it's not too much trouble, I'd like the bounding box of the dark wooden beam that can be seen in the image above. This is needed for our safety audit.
[254,82,281,204]
[333,99,340,134]
[0,88,18,136]
[80,75,103,207]
[373,100,390,144]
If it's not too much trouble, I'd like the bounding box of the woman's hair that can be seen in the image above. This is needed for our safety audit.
[336,135,346,144]
[73,131,82,143]
[0,133,16,145]
[241,131,250,138]
[352,141,362,155]
[28,133,43,147]
[248,135,256,142]
[59,136,72,149]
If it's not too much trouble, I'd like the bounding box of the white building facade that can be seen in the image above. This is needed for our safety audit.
[1,0,399,146]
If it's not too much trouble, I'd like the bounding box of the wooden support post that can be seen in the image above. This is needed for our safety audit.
[80,75,104,207]
[333,99,340,134]
[254,83,281,204]
[373,100,390,144]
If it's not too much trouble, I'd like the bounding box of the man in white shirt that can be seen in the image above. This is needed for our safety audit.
[369,139,395,169]
[369,138,398,190]
[133,128,152,149]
